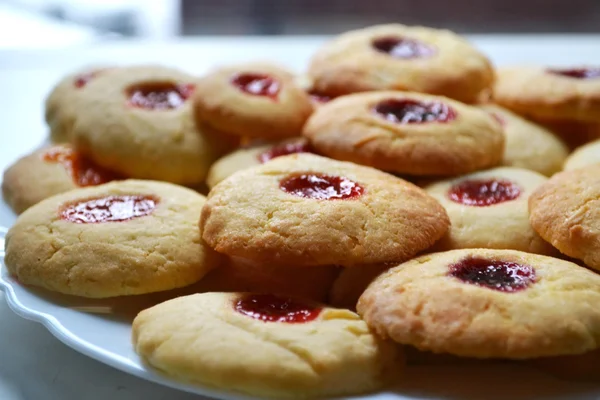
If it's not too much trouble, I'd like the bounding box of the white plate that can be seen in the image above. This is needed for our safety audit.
[1,207,600,400]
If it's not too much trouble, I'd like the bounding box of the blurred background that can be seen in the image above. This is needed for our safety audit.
[1,0,599,49]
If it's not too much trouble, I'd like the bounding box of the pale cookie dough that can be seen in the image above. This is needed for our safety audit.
[132,292,402,398]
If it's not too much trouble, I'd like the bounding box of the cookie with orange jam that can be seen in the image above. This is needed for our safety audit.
[2,144,120,214]
[206,137,315,189]
[194,63,313,140]
[72,66,236,185]
[358,249,600,359]
[4,180,222,297]
[45,66,113,143]
[132,292,402,398]
[303,91,504,176]
[308,24,494,103]
[200,153,449,266]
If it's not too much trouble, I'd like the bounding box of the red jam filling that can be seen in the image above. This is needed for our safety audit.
[257,140,313,163]
[43,146,118,186]
[60,195,158,223]
[231,73,280,99]
[234,294,321,323]
[280,173,364,200]
[373,99,456,124]
[372,36,436,59]
[448,179,521,206]
[448,257,536,292]
[307,89,333,104]
[127,82,194,110]
[547,68,600,80]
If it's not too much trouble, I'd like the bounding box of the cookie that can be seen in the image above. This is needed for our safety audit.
[564,139,600,171]
[132,292,401,398]
[206,137,314,189]
[329,264,390,310]
[493,66,600,123]
[201,153,449,266]
[4,180,221,297]
[194,63,313,140]
[294,74,336,106]
[45,66,113,143]
[479,104,568,176]
[425,167,556,255]
[358,249,600,359]
[72,66,237,185]
[529,165,600,270]
[2,144,120,214]
[528,349,600,382]
[532,118,600,150]
[308,24,494,104]
[303,91,504,176]
[195,256,340,303]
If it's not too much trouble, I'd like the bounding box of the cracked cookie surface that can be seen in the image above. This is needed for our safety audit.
[529,165,600,270]
[357,249,600,359]
[4,179,222,297]
[200,153,449,266]
[132,292,401,398]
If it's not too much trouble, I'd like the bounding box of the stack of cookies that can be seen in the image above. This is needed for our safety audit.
[4,23,600,398]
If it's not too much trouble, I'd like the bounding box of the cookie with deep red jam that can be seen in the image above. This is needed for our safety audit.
[2,144,121,215]
[200,153,449,266]
[132,292,402,398]
[303,91,504,176]
[424,166,557,255]
[308,24,493,103]
[4,179,222,297]
[193,62,313,140]
[357,249,600,359]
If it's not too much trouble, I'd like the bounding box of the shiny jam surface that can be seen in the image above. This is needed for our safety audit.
[448,179,521,206]
[43,146,117,186]
[60,195,158,223]
[373,99,456,124]
[234,294,321,323]
[547,68,600,79]
[257,140,313,163]
[307,89,333,104]
[448,257,536,292]
[279,173,364,200]
[372,36,436,59]
[127,83,194,110]
[231,73,280,99]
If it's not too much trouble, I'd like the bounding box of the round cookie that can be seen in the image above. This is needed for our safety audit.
[132,292,401,398]
[308,24,494,104]
[294,74,336,106]
[201,153,450,266]
[425,167,556,255]
[564,139,600,171]
[195,256,340,303]
[2,144,121,214]
[329,264,390,310]
[357,249,600,359]
[72,65,237,185]
[493,66,600,123]
[45,66,113,143]
[479,104,568,176]
[4,180,222,297]
[303,91,504,176]
[206,137,314,189]
[529,165,600,270]
[194,62,313,140]
[533,118,600,150]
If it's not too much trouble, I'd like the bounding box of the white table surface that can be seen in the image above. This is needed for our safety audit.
[1,35,600,400]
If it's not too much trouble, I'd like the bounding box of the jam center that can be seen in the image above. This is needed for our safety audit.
[373,99,456,124]
[448,257,536,292]
[279,173,364,200]
[372,36,436,59]
[231,73,280,99]
[257,140,313,163]
[234,294,321,323]
[43,146,118,186]
[127,82,194,110]
[548,68,600,80]
[448,179,521,206]
[60,195,158,223]
[307,89,333,104]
